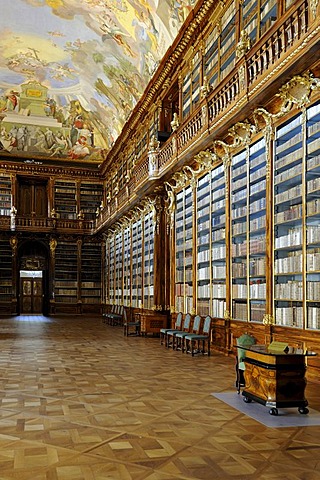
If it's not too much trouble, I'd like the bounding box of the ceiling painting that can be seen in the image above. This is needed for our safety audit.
[0,0,196,163]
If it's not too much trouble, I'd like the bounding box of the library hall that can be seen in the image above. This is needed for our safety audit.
[1,0,320,478]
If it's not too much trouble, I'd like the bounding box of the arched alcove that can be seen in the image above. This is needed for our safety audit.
[18,239,50,315]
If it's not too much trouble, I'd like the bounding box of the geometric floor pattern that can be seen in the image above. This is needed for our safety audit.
[0,314,320,479]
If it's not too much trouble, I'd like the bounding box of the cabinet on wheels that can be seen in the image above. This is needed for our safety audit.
[175,186,193,314]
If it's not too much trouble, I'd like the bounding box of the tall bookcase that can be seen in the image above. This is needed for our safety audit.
[108,237,115,304]
[274,113,303,328]
[230,139,267,323]
[0,238,12,306]
[231,148,248,320]
[210,165,227,318]
[81,241,102,306]
[54,241,78,305]
[123,225,131,307]
[204,26,219,90]
[54,181,77,219]
[175,186,193,313]
[131,219,143,308]
[274,101,320,330]
[196,168,227,317]
[80,183,103,220]
[240,0,278,44]
[0,175,12,216]
[220,2,236,81]
[143,212,154,310]
[248,138,267,323]
[306,101,320,330]
[115,231,123,304]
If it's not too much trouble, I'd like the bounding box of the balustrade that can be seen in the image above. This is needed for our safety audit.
[96,0,312,230]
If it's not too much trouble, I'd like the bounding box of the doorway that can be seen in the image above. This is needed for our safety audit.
[20,270,43,314]
[18,240,49,316]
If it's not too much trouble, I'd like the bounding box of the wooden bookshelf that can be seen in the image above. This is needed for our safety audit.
[54,241,78,306]
[81,241,102,309]
[54,181,77,220]
[80,183,103,220]
[0,175,12,216]
[0,237,12,309]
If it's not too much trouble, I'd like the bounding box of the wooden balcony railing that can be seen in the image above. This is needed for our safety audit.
[0,215,94,233]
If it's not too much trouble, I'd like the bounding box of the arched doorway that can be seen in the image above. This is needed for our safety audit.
[18,240,49,315]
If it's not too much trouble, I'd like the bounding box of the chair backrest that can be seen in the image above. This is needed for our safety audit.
[236,334,256,368]
[182,313,192,332]
[175,312,183,329]
[202,316,212,335]
[119,305,124,315]
[123,308,127,322]
[192,315,201,334]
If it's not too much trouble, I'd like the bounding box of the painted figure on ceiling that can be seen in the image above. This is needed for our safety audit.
[4,90,20,112]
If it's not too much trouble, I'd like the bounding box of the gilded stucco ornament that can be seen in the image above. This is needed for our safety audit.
[239,64,246,92]
[170,112,180,132]
[310,0,319,19]
[183,150,217,181]
[164,171,189,230]
[148,135,160,177]
[227,120,256,147]
[236,30,251,58]
[10,236,18,254]
[263,314,275,326]
[200,76,211,98]
[49,238,57,256]
[277,72,320,110]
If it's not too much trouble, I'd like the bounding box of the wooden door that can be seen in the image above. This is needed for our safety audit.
[21,278,43,313]
[18,180,47,217]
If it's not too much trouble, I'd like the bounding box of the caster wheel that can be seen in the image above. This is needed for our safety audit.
[243,396,252,403]
[269,408,278,416]
[298,407,309,415]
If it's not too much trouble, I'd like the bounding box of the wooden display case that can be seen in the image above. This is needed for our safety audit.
[240,344,317,415]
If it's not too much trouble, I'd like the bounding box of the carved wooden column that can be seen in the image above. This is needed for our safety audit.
[49,236,57,315]
[10,236,18,315]
[77,237,82,313]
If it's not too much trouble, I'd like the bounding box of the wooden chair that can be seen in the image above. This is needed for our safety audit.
[102,305,116,324]
[160,312,182,346]
[175,315,201,352]
[123,311,140,336]
[184,315,212,356]
[167,313,191,349]
[235,333,256,394]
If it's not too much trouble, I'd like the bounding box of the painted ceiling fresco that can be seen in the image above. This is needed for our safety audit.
[0,0,196,163]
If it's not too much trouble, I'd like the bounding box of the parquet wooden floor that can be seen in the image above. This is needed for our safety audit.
[0,315,319,479]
